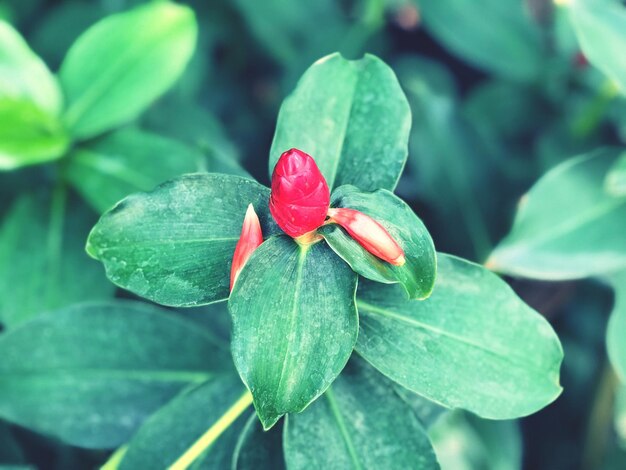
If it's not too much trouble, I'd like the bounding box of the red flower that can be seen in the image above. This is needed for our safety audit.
[230,204,264,290]
[270,148,330,238]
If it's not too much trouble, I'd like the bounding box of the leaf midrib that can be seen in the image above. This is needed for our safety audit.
[325,387,363,470]
[72,149,156,191]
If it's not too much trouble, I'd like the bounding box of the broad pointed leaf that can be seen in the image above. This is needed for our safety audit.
[270,53,411,192]
[229,236,358,429]
[607,271,626,381]
[356,254,563,419]
[87,174,279,307]
[320,185,436,299]
[232,414,285,470]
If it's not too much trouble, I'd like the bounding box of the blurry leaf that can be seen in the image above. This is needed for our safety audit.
[118,375,249,469]
[0,421,24,465]
[86,174,280,307]
[0,301,230,449]
[416,0,544,81]
[0,98,69,170]
[0,19,61,113]
[0,189,113,328]
[283,358,439,469]
[229,236,358,429]
[605,151,626,196]
[65,128,204,213]
[320,185,436,300]
[232,414,285,470]
[429,411,522,470]
[270,53,411,192]
[59,2,197,139]
[616,385,626,444]
[607,271,626,381]
[488,149,626,280]
[356,253,563,419]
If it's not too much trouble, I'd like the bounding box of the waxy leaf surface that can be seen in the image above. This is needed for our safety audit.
[229,236,358,429]
[270,53,411,192]
[356,254,563,419]
[87,174,279,307]
[321,185,436,299]
[607,271,626,381]
[0,301,229,448]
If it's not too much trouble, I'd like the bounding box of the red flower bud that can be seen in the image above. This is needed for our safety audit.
[327,208,405,266]
[230,204,264,290]
[270,148,330,238]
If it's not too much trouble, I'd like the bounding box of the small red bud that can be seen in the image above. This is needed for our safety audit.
[270,148,330,238]
[327,208,405,266]
[230,204,264,290]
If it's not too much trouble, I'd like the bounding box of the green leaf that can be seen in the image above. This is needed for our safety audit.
[607,271,626,381]
[232,414,285,470]
[0,301,229,449]
[59,1,197,139]
[356,253,563,419]
[86,174,279,307]
[0,421,24,465]
[566,0,626,95]
[416,0,544,81]
[0,98,69,170]
[65,128,204,213]
[0,19,62,114]
[229,236,358,429]
[269,53,411,192]
[616,385,626,444]
[605,151,626,196]
[283,358,439,469]
[118,375,249,469]
[488,149,626,280]
[320,185,436,300]
[0,189,114,328]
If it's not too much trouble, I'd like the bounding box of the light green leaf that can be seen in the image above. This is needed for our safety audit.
[0,189,113,328]
[607,271,626,381]
[270,53,411,192]
[0,19,61,113]
[229,236,358,429]
[488,149,626,280]
[65,128,204,213]
[616,385,626,444]
[86,174,279,307]
[59,1,197,139]
[605,151,626,196]
[356,253,563,419]
[284,358,439,469]
[232,414,285,470]
[320,185,436,300]
[118,375,249,469]
[0,301,229,449]
[416,0,544,81]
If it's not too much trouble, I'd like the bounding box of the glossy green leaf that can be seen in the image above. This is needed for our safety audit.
[65,128,204,213]
[284,358,439,469]
[118,375,249,469]
[488,149,626,280]
[356,253,563,419]
[0,190,113,328]
[607,271,626,381]
[606,151,626,196]
[59,2,197,139]
[270,53,411,192]
[0,19,61,113]
[0,301,229,449]
[229,236,358,429]
[320,185,436,299]
[232,414,285,470]
[87,174,279,307]
[416,0,543,81]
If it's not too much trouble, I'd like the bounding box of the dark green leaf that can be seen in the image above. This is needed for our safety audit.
[284,358,439,469]
[605,151,626,196]
[65,128,204,213]
[87,174,279,307]
[607,271,626,381]
[232,414,285,470]
[0,301,229,448]
[59,2,197,139]
[356,253,563,419]
[270,53,411,192]
[229,236,358,429]
[320,185,436,299]
[488,149,626,280]
[0,421,24,465]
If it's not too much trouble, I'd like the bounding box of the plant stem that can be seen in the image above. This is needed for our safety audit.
[101,445,128,470]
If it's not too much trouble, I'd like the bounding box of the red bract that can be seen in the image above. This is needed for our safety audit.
[327,208,405,266]
[230,204,264,290]
[270,148,330,238]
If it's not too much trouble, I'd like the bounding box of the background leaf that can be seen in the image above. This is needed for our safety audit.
[232,414,285,470]
[605,151,626,196]
[0,301,230,449]
[87,174,279,307]
[229,236,358,429]
[356,253,563,419]
[269,52,411,192]
[607,271,626,381]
